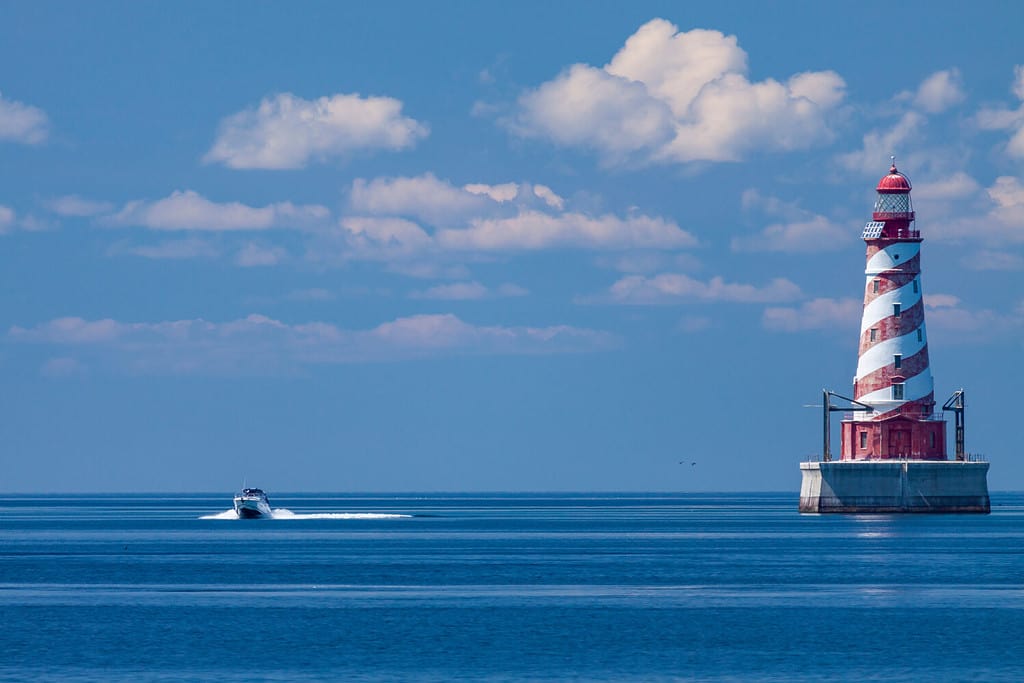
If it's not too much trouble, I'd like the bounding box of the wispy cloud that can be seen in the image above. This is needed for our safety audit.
[204,92,429,169]
[409,281,529,300]
[236,243,287,267]
[510,19,846,166]
[9,313,617,374]
[903,68,966,114]
[975,65,1024,160]
[108,238,220,260]
[763,297,861,332]
[599,273,802,305]
[47,195,116,217]
[732,190,851,252]
[0,91,49,144]
[105,190,329,231]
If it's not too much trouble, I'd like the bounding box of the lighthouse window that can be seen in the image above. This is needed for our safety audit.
[894,354,902,369]
[892,383,905,400]
[872,280,880,293]
[913,279,918,293]
[860,432,868,449]
[893,303,901,318]
[870,328,878,342]
[917,329,923,342]
[930,432,936,449]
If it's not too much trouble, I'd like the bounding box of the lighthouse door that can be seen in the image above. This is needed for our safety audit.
[889,429,911,458]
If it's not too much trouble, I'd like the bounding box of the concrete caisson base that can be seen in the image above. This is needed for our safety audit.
[799,460,990,513]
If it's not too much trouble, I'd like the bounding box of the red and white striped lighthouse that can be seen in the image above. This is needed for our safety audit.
[839,160,946,460]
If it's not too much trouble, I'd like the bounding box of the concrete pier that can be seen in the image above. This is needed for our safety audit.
[799,460,990,513]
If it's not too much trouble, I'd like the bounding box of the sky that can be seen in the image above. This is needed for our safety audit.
[1,1,1023,492]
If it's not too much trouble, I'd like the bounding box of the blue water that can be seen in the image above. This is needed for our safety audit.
[2,493,1023,682]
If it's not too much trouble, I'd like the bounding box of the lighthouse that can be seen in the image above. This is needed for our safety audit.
[799,160,990,513]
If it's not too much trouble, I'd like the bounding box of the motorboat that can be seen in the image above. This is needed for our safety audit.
[233,488,273,519]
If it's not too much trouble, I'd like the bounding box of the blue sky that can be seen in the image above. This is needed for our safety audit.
[2,2,1022,492]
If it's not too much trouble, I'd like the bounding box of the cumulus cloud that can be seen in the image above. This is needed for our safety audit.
[438,210,697,251]
[602,273,802,305]
[465,182,519,203]
[204,92,428,169]
[911,69,966,114]
[350,174,492,224]
[0,91,49,144]
[512,19,846,166]
[762,297,862,332]
[532,185,565,210]
[106,190,329,231]
[332,174,696,263]
[9,313,616,373]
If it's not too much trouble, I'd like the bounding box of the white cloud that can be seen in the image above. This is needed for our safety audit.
[976,66,1024,160]
[204,92,428,169]
[106,190,329,231]
[983,176,1024,243]
[0,205,13,234]
[47,195,116,217]
[9,313,616,373]
[961,249,1024,271]
[410,281,529,300]
[515,63,676,163]
[410,281,489,300]
[513,19,846,166]
[0,205,51,235]
[110,238,220,260]
[912,172,981,201]
[465,182,519,202]
[837,112,925,174]
[762,297,862,332]
[924,298,1024,344]
[437,210,696,251]
[604,273,802,305]
[338,216,435,260]
[0,91,49,144]
[532,184,565,210]
[733,189,851,252]
[350,174,491,224]
[236,243,287,267]
[926,176,1024,245]
[925,293,961,309]
[732,215,851,252]
[911,69,966,114]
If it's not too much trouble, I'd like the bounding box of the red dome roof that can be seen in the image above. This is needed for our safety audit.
[877,163,912,193]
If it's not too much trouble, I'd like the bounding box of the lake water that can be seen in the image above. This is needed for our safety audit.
[2,493,1023,681]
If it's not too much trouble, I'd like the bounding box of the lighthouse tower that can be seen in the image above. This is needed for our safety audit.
[839,160,945,460]
[799,160,989,513]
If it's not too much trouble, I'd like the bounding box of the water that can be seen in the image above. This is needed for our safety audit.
[2,493,1023,682]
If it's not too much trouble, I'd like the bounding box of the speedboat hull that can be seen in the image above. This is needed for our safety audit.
[233,488,273,519]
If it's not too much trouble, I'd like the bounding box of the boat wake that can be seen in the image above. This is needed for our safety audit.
[200,508,412,520]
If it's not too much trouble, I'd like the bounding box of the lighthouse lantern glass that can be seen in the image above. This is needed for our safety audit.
[874,193,912,214]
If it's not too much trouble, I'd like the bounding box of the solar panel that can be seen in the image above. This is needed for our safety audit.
[862,221,885,239]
